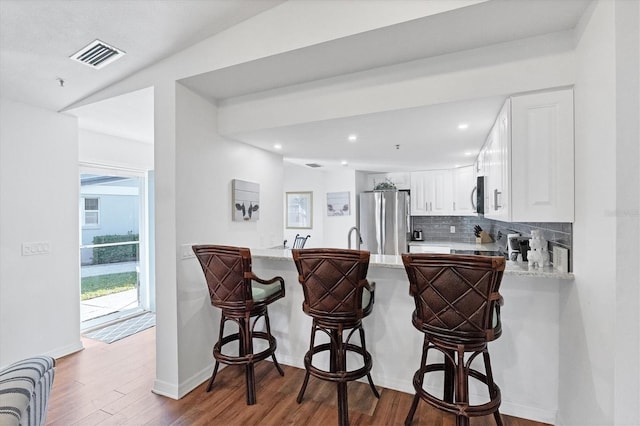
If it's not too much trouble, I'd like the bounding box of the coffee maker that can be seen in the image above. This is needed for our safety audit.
[507,233,531,261]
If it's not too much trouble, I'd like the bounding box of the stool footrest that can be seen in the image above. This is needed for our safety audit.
[213,331,277,365]
[413,363,502,418]
[304,342,373,383]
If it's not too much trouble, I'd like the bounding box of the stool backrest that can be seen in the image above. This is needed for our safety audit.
[402,253,505,343]
[192,245,254,311]
[292,248,371,322]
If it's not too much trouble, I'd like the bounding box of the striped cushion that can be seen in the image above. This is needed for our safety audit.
[0,356,55,426]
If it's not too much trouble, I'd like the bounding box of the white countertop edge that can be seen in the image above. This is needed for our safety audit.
[250,249,574,280]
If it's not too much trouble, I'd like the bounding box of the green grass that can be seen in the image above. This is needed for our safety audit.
[81,271,137,301]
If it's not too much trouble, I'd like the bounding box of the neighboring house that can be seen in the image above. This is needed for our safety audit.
[80,175,140,265]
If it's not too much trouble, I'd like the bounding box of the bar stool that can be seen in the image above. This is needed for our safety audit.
[401,253,506,426]
[192,245,285,405]
[292,248,380,426]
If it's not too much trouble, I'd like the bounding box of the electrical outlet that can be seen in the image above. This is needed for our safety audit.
[22,241,51,256]
[450,226,456,233]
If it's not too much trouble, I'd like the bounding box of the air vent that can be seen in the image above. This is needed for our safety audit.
[305,163,322,168]
[70,39,125,69]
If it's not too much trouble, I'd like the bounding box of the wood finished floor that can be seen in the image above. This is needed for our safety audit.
[47,327,550,426]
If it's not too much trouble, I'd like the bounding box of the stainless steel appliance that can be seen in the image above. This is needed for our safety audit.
[359,191,410,255]
[472,176,485,214]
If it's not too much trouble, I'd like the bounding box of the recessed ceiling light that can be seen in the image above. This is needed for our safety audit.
[464,151,473,156]
[458,123,469,130]
[348,134,358,142]
[274,144,282,150]
[341,160,348,166]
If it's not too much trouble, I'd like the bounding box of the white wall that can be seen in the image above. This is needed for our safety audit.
[283,164,357,249]
[152,83,285,398]
[323,169,357,249]
[559,1,640,425]
[0,99,82,367]
[79,129,154,171]
[283,163,325,248]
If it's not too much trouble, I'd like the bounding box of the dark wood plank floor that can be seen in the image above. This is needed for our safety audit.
[47,327,550,426]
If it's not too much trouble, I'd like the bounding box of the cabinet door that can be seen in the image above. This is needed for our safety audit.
[511,89,574,222]
[485,99,511,221]
[430,170,453,215]
[452,166,475,216]
[409,171,429,215]
[410,170,452,216]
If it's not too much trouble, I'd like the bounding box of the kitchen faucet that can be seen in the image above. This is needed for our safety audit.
[347,226,363,250]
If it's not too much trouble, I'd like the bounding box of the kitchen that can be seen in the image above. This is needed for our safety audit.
[1,1,636,426]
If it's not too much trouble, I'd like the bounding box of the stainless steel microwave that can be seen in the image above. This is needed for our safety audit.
[473,176,485,214]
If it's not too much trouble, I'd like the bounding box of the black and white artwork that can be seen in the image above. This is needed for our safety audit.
[232,179,260,222]
[327,191,350,216]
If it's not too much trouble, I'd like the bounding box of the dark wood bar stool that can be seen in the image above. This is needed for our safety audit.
[401,253,506,426]
[292,248,380,426]
[192,245,285,405]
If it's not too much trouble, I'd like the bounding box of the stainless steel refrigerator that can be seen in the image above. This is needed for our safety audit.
[359,191,410,255]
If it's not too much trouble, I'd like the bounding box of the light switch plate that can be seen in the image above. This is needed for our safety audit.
[22,241,51,256]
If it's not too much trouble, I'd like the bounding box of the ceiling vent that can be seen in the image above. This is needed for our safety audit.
[305,163,322,168]
[70,39,125,69]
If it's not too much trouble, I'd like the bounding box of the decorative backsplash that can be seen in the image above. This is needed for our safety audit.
[411,215,572,268]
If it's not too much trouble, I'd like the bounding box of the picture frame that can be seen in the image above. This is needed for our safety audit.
[327,191,350,216]
[232,179,260,222]
[286,192,313,229]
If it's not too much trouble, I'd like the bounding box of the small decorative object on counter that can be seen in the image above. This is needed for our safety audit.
[527,229,550,268]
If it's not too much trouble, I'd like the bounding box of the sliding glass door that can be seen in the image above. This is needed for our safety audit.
[79,166,149,330]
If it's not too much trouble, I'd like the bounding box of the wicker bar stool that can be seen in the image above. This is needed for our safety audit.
[292,248,380,426]
[192,245,285,405]
[401,253,506,426]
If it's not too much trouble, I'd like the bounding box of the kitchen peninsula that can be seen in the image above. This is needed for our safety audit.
[250,248,572,424]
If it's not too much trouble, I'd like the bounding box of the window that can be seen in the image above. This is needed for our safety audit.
[83,197,100,227]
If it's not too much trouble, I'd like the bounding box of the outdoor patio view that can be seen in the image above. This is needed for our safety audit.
[80,173,143,328]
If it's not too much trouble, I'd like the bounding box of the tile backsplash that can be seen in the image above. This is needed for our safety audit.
[411,215,572,269]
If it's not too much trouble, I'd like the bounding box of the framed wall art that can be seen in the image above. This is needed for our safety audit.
[327,191,350,216]
[232,179,260,222]
[286,192,313,229]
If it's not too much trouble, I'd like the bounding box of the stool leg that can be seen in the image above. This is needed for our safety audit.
[207,314,227,392]
[334,328,349,426]
[264,309,284,376]
[405,335,429,425]
[454,348,469,426]
[358,327,379,398]
[297,322,316,403]
[443,349,455,403]
[241,315,257,405]
[483,350,503,426]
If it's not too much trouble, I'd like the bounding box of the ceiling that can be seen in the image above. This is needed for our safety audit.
[1,0,591,171]
[0,0,283,112]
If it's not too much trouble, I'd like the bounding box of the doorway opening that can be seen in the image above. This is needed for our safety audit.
[79,167,150,331]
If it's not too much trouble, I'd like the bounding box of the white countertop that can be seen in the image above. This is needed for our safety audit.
[251,248,574,280]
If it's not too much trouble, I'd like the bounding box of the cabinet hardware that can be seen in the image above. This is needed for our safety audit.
[494,189,502,210]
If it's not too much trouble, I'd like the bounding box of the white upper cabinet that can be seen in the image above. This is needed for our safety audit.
[510,89,574,222]
[484,99,511,221]
[410,170,452,216]
[452,165,476,216]
[480,88,574,222]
